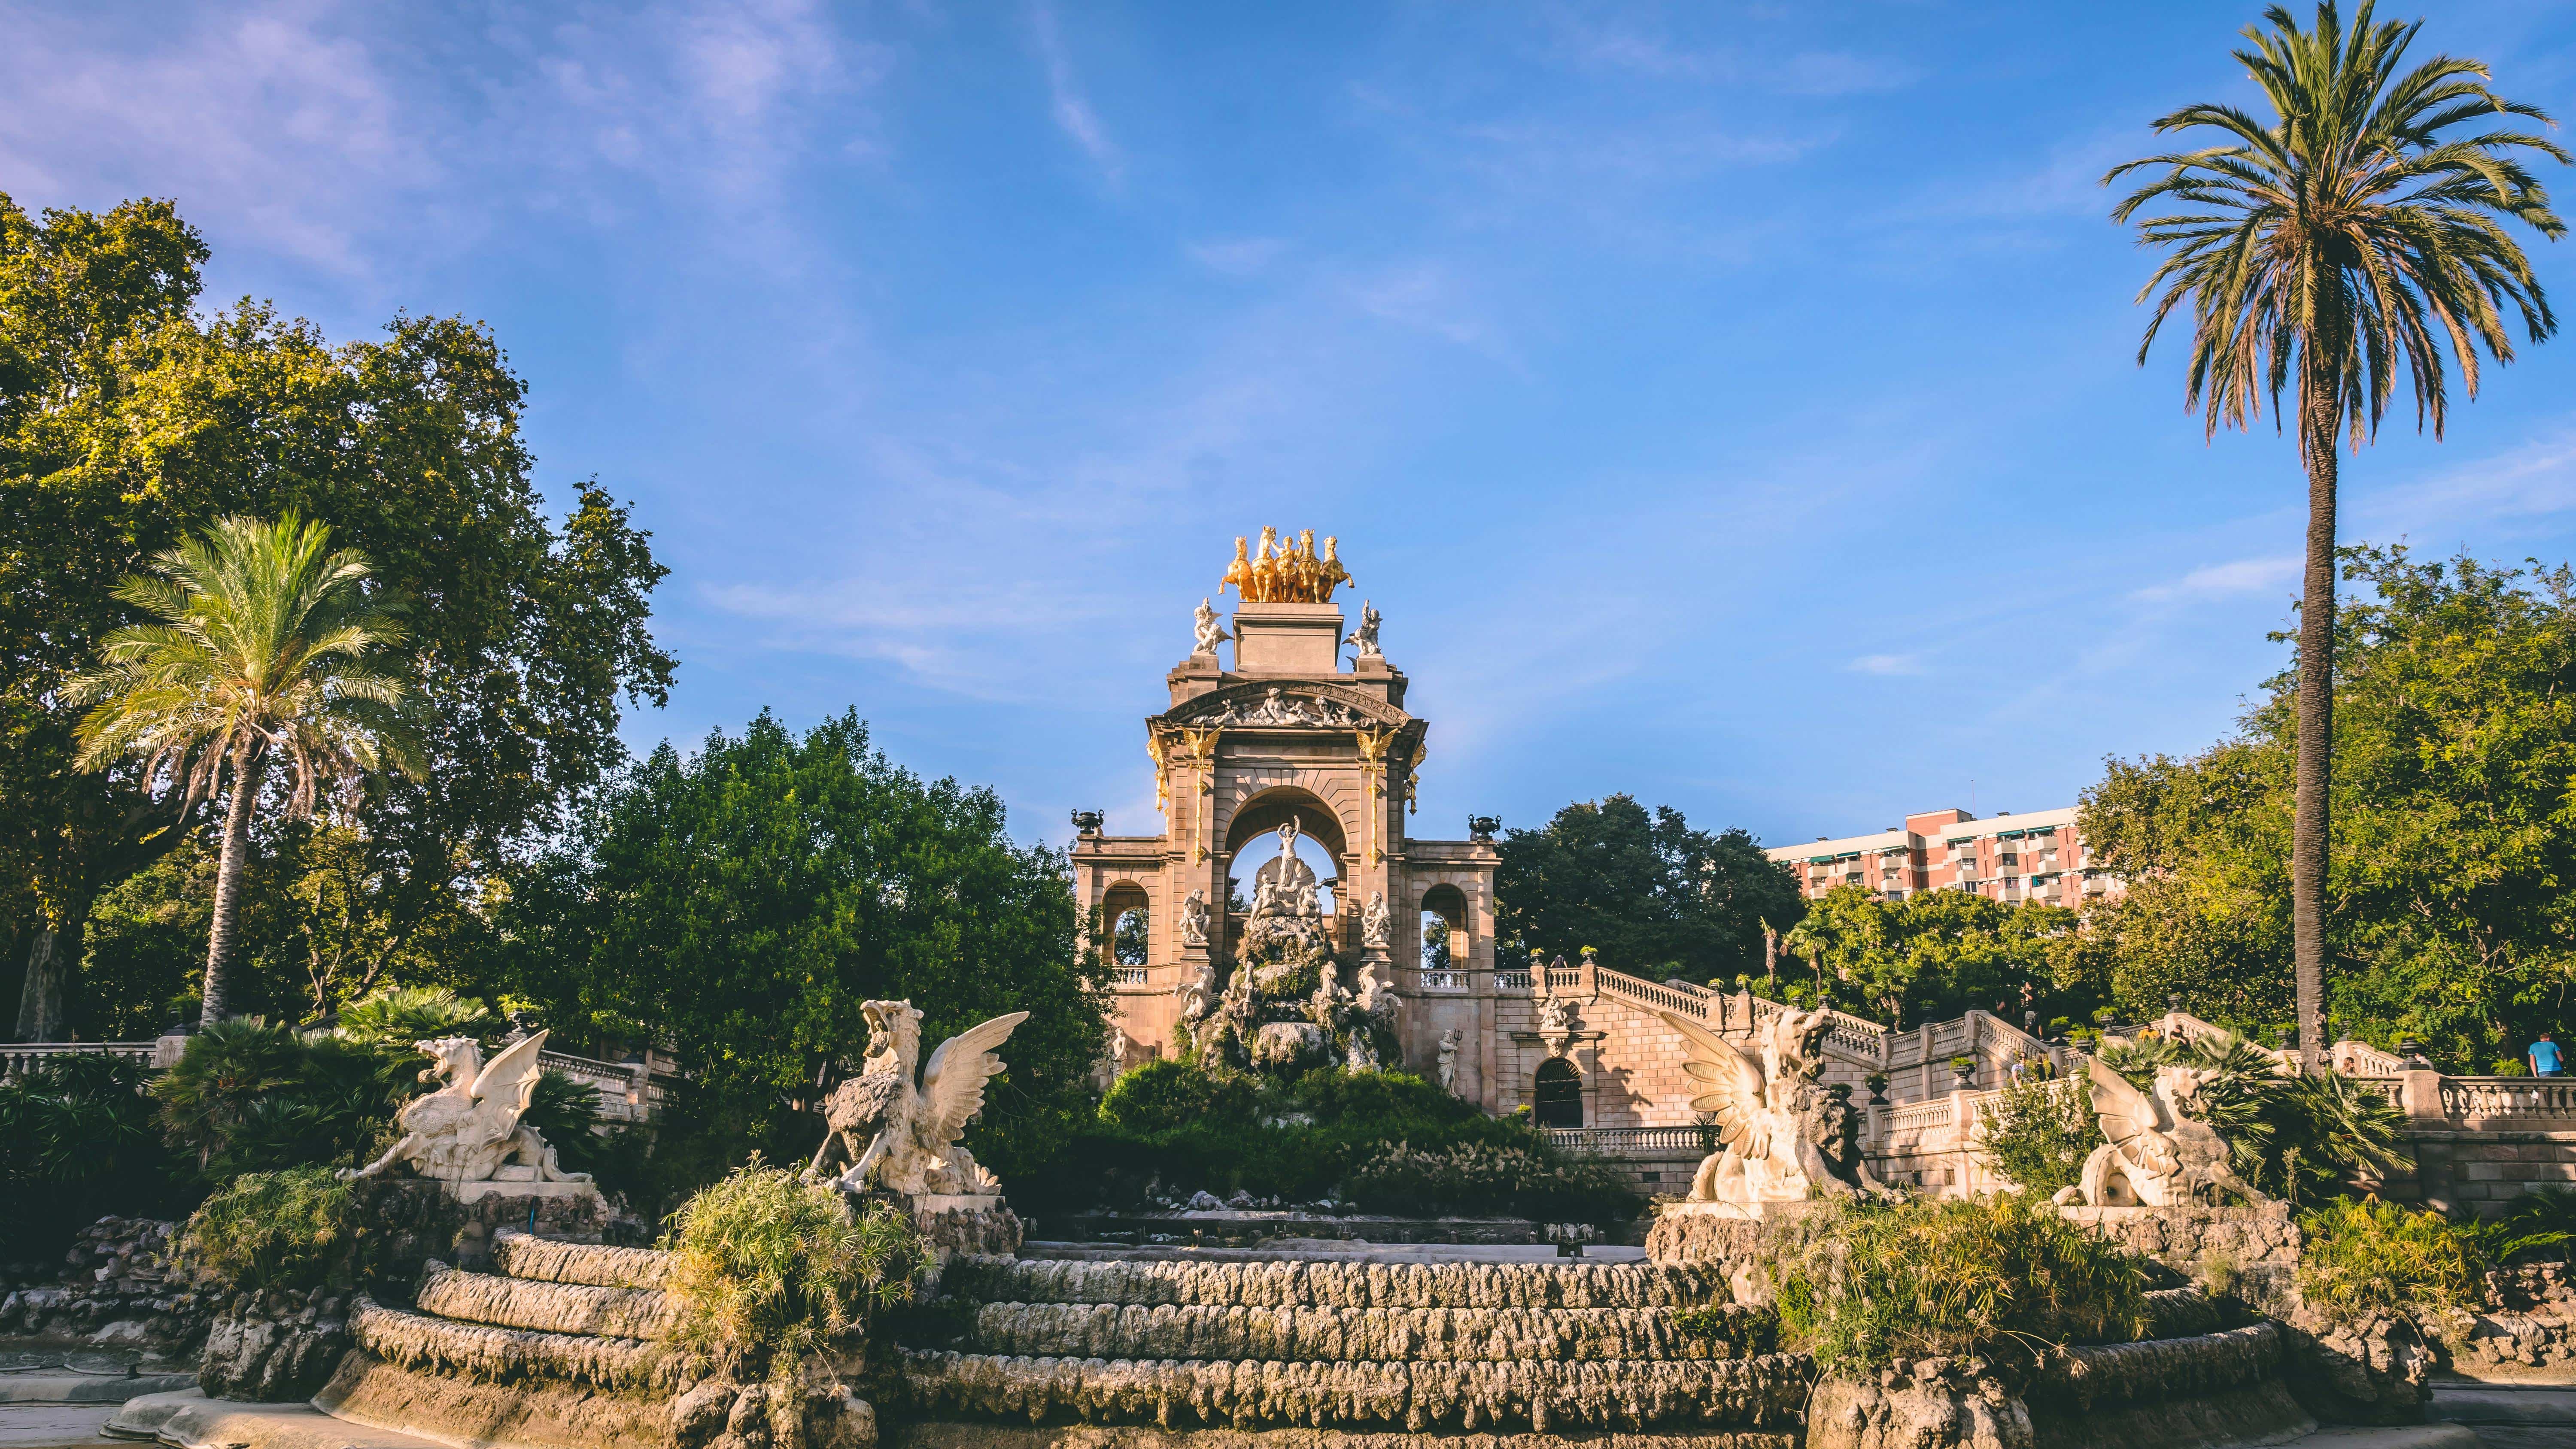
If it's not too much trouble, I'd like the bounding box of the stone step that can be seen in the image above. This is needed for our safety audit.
[892,1349,1811,1434]
[940,1255,1723,1310]
[491,1231,672,1290]
[347,1297,677,1393]
[414,1260,680,1342]
[913,1301,1768,1363]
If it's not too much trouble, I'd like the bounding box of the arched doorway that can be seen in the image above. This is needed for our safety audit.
[1533,1058,1582,1127]
[1099,882,1149,970]
[1224,788,1346,918]
[1420,883,1467,972]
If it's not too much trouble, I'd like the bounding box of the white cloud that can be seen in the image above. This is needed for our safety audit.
[2132,555,2300,603]
[1847,653,1926,676]
[1031,0,1120,185]
[1187,237,1288,276]
[2360,431,2576,533]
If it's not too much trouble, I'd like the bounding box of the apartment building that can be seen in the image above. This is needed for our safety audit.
[1763,806,2122,909]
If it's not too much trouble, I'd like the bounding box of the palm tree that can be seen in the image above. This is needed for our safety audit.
[65,515,425,1025]
[2107,1,2565,1066]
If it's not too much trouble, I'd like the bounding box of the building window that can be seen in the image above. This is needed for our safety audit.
[1534,1059,1583,1127]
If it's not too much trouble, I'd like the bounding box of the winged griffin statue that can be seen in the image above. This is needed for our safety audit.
[342,1031,592,1186]
[1657,1005,1879,1216]
[805,1000,1029,1198]
[2054,1055,2258,1207]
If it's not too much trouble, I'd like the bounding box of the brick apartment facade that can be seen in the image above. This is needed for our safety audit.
[1763,806,2123,909]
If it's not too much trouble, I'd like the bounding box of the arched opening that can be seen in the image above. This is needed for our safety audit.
[1099,882,1149,969]
[1533,1058,1583,1127]
[1224,788,1346,920]
[1420,883,1467,972]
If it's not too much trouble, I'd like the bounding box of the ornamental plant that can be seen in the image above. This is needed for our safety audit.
[662,1163,928,1384]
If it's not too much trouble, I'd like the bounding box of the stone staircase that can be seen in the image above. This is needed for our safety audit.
[313,1233,696,1449]
[887,1252,1809,1443]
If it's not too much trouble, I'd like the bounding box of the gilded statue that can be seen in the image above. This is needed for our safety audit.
[1216,528,1354,603]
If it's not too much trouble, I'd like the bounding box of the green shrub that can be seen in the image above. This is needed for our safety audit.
[2298,1197,2479,1319]
[337,986,500,1047]
[1978,1076,2101,1197]
[153,1021,412,1182]
[1345,1140,1635,1222]
[169,1167,361,1290]
[663,1164,928,1382]
[0,1052,183,1262]
[1100,1059,1261,1133]
[1774,1194,2150,1373]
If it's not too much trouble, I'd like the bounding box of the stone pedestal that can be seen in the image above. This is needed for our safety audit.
[1231,602,1343,672]
[905,1192,1024,1262]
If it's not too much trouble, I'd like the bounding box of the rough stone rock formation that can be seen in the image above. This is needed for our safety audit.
[0,1215,211,1355]
[493,1229,675,1289]
[196,1287,354,1402]
[416,1258,679,1340]
[1643,1210,1763,1269]
[893,1350,1813,1434]
[930,1301,1770,1363]
[2055,1202,2302,1315]
[319,1350,682,1449]
[1812,1324,2313,1449]
[350,1295,677,1391]
[939,1256,1725,1311]
[2455,1261,2576,1376]
[2281,1306,2436,1426]
[886,1430,1795,1449]
[2139,1286,2228,1341]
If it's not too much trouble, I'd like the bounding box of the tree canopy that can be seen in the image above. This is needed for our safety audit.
[2078,546,2576,1069]
[498,711,1109,1190]
[0,193,673,1035]
[1767,883,2086,1030]
[1494,795,1800,984]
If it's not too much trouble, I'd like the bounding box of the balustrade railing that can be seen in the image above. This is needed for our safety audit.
[0,1041,156,1082]
[1495,970,1531,991]
[1108,966,1151,987]
[1541,1125,1709,1156]
[1416,970,1468,991]
[2442,1076,2576,1121]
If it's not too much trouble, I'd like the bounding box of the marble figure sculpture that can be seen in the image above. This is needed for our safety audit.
[2053,1055,2259,1207]
[806,1000,1029,1198]
[1658,1006,1880,1216]
[343,1032,592,1186]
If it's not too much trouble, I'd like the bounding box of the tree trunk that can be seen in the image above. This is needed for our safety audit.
[201,740,266,1025]
[2293,358,2340,1070]
[14,920,80,1041]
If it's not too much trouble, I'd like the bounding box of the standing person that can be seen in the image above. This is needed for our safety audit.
[2533,1033,2565,1079]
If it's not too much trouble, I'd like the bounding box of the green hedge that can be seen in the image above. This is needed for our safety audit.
[1020,1063,1639,1224]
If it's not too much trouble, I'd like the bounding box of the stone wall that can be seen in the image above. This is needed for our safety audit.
[0,1216,210,1358]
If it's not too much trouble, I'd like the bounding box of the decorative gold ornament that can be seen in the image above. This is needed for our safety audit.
[1146,729,1171,815]
[1218,528,1353,603]
[1180,727,1223,794]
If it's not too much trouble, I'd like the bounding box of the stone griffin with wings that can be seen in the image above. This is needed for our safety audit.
[1657,1006,1879,1217]
[342,1031,592,1186]
[2056,1055,2259,1207]
[805,1000,1029,1199]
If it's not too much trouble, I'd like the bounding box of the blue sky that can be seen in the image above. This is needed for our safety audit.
[10,1,2576,853]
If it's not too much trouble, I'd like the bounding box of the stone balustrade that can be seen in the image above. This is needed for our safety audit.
[0,1039,157,1080]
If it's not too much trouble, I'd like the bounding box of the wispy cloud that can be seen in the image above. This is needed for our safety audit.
[1547,19,1916,97]
[2360,430,2576,534]
[1032,0,1121,185]
[1847,653,1926,676]
[1187,236,1289,276]
[2132,555,2300,603]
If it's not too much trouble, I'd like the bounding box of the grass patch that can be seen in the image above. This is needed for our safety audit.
[169,1166,361,1290]
[2297,1197,2479,1320]
[663,1163,928,1382]
[1774,1194,2150,1374]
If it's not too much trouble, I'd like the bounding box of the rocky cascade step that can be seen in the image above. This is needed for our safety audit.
[348,1296,677,1393]
[414,1260,680,1342]
[892,1348,1811,1434]
[939,1256,1724,1310]
[490,1231,673,1290]
[915,1300,1768,1362]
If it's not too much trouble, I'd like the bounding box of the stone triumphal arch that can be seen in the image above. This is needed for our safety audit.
[1070,536,1508,1100]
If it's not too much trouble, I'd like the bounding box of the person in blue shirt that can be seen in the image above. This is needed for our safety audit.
[2533,1033,2564,1077]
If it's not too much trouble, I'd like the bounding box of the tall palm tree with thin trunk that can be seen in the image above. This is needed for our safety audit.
[2107,1,2564,1066]
[65,515,425,1025]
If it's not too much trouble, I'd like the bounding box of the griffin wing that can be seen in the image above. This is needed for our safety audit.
[917,1011,1030,1151]
[2086,1056,2168,1170]
[1657,1009,1767,1150]
[467,1030,550,1140]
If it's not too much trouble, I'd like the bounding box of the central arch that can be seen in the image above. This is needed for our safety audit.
[1223,785,1351,861]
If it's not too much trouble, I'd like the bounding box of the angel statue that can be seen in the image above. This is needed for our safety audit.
[1656,1006,1878,1217]
[342,1032,592,1186]
[1192,597,1231,656]
[2052,1056,2258,1207]
[805,1000,1030,1199]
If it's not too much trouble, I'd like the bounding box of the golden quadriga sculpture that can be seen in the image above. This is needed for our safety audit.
[1219,526,1352,603]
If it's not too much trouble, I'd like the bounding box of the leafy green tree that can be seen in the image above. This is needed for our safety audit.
[499,711,1109,1196]
[1495,795,1800,984]
[2082,547,2576,1068]
[2108,0,2566,1059]
[0,194,674,1037]
[1771,885,2083,1028]
[66,516,425,1022]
